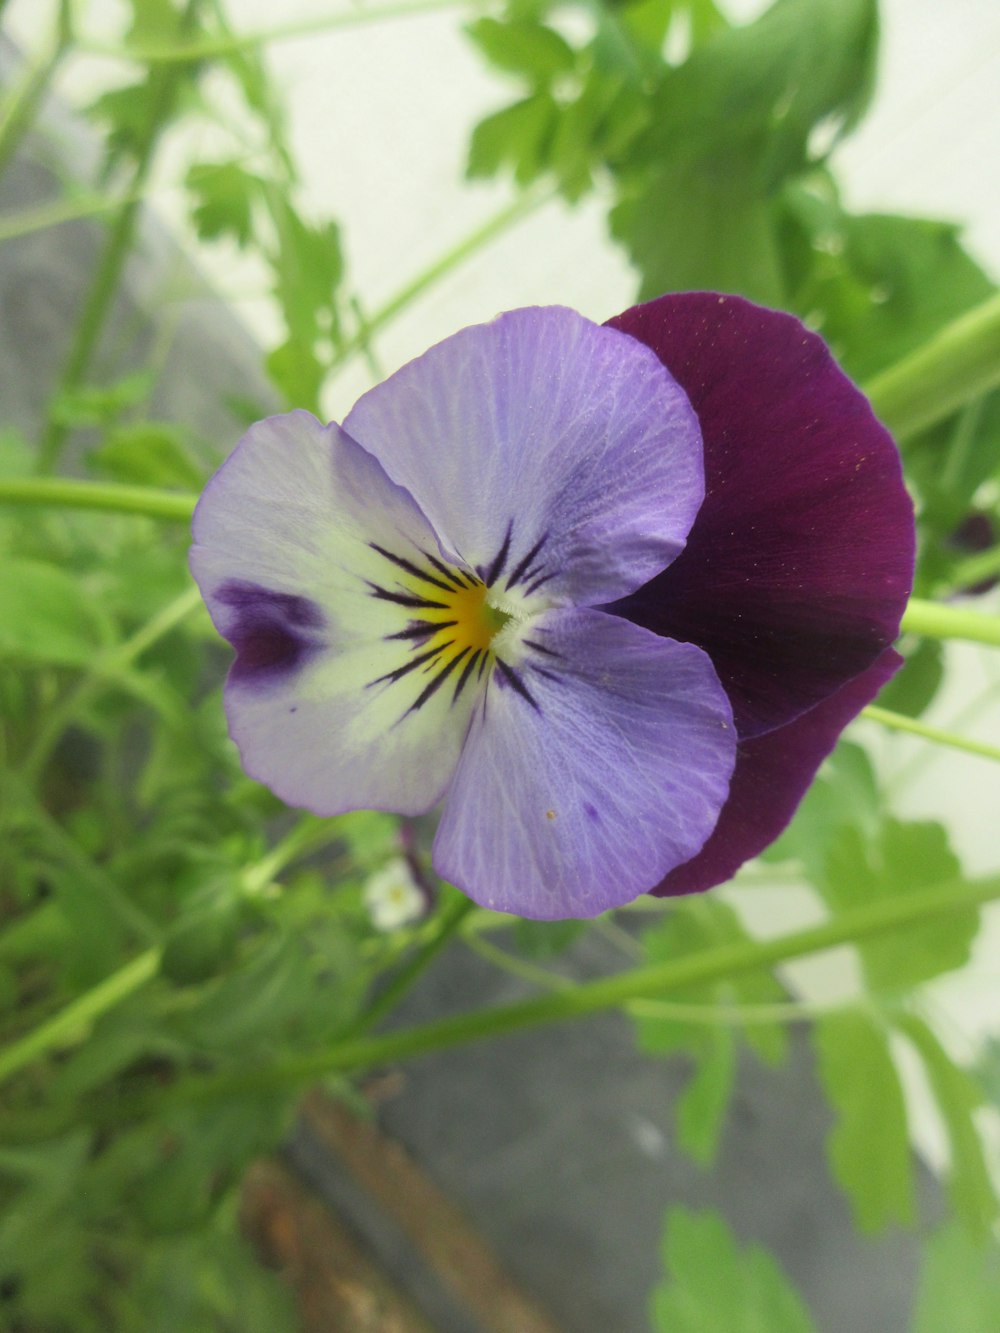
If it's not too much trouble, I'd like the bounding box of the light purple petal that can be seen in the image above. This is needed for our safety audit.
[190,411,481,816]
[607,293,915,738]
[432,609,736,919]
[343,307,703,608]
[654,648,903,897]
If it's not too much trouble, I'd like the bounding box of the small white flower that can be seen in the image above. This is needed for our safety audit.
[363,857,425,931]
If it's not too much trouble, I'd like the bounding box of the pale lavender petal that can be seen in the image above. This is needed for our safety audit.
[190,411,482,816]
[343,307,703,608]
[432,609,736,919]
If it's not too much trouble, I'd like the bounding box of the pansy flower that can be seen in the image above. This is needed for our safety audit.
[191,294,913,919]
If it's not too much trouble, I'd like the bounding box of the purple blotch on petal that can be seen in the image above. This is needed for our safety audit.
[216,580,324,687]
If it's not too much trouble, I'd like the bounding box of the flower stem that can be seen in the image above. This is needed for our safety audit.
[865,291,1000,444]
[0,476,197,519]
[349,892,476,1035]
[36,0,205,474]
[79,0,495,64]
[901,597,1000,649]
[23,584,203,781]
[329,187,554,375]
[0,0,74,184]
[862,704,1000,764]
[135,872,1000,1111]
[0,946,161,1087]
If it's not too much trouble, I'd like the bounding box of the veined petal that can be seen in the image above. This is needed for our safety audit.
[432,609,736,919]
[607,293,915,738]
[190,411,487,816]
[655,648,902,897]
[343,306,703,608]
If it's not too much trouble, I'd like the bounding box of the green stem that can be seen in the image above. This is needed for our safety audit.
[241,814,331,895]
[36,0,204,473]
[463,930,573,991]
[330,188,553,374]
[901,597,1000,649]
[0,946,161,1086]
[862,704,1000,765]
[943,544,1000,597]
[0,185,150,245]
[0,476,197,519]
[23,584,203,780]
[80,0,494,64]
[350,893,476,1036]
[865,291,1000,443]
[134,872,1000,1111]
[0,0,74,183]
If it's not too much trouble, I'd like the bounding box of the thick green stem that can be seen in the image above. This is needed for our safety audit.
[865,291,1000,443]
[0,947,161,1086]
[0,476,197,519]
[0,0,73,183]
[901,597,1000,649]
[862,705,1000,765]
[36,0,204,473]
[130,873,1000,1112]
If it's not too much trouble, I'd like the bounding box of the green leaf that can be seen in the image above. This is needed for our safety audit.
[512,918,586,959]
[895,1014,998,1239]
[634,900,788,1165]
[817,819,974,992]
[0,558,111,666]
[88,421,206,490]
[874,637,943,718]
[466,18,576,83]
[914,1224,1000,1333]
[641,0,878,188]
[186,160,263,248]
[651,1207,816,1332]
[812,1009,913,1231]
[611,161,786,304]
[467,93,557,184]
[265,338,325,414]
[674,1026,735,1166]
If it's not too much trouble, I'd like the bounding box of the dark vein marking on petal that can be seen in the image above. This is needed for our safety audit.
[476,653,490,680]
[366,582,450,611]
[406,648,470,715]
[370,642,453,687]
[523,637,561,659]
[530,665,561,683]
[505,534,548,589]
[369,543,454,592]
[495,658,540,711]
[481,519,514,587]
[423,550,478,588]
[452,649,482,704]
[523,570,558,597]
[386,619,457,643]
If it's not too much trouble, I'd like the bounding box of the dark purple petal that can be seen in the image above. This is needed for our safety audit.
[606,293,915,738]
[653,647,902,898]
